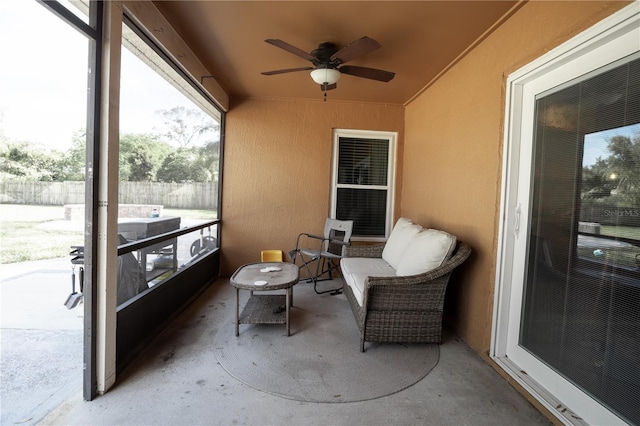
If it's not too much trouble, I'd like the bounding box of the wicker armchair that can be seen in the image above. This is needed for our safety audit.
[342,241,471,352]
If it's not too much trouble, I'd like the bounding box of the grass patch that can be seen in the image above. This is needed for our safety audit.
[0,222,82,263]
[0,204,81,263]
[600,225,640,240]
[0,204,217,264]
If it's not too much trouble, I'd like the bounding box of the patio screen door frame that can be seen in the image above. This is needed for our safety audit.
[491,3,639,425]
[36,0,104,401]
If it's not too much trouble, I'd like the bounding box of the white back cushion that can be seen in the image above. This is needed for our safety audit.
[395,228,457,276]
[381,217,422,270]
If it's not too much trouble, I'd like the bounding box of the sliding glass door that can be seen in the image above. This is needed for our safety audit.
[521,58,640,425]
[494,5,639,425]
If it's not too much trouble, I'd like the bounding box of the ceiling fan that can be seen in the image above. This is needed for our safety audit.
[261,36,395,93]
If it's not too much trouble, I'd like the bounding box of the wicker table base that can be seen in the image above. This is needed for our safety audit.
[239,294,288,332]
[230,262,299,336]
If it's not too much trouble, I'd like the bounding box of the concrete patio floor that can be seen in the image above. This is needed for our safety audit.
[1,258,551,425]
[1,257,83,425]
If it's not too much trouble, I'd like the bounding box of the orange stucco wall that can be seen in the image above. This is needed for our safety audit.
[220,0,629,361]
[403,0,631,356]
[222,98,404,275]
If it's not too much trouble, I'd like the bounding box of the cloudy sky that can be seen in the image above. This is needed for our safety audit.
[583,124,640,167]
[0,1,195,150]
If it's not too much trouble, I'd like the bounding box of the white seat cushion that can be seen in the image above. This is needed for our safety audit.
[381,217,422,270]
[395,228,456,276]
[341,257,396,306]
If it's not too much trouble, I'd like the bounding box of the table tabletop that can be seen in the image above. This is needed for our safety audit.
[230,262,299,290]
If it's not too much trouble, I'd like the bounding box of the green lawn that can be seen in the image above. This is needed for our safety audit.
[600,225,640,240]
[0,204,216,264]
[0,204,80,263]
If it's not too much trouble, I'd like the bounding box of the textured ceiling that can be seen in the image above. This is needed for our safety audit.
[155,1,521,105]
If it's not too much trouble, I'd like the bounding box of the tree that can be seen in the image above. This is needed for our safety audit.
[157,106,219,148]
[194,140,220,181]
[581,158,614,200]
[119,133,172,181]
[581,132,640,206]
[57,130,87,181]
[156,148,210,183]
[0,140,64,181]
[127,148,155,181]
[153,107,220,182]
[606,134,640,205]
[0,105,222,184]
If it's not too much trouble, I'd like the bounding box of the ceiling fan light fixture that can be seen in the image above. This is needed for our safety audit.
[310,68,341,85]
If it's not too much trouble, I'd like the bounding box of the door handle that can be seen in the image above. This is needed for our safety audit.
[514,203,521,238]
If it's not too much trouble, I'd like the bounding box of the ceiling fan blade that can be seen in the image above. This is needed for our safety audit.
[265,39,315,62]
[320,83,337,91]
[261,67,313,76]
[330,36,381,64]
[339,65,395,82]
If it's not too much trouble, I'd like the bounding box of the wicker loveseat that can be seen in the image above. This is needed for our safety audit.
[340,218,471,352]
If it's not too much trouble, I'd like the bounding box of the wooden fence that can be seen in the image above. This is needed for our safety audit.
[0,181,218,210]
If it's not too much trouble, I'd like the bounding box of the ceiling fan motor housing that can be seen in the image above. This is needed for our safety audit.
[311,42,341,68]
